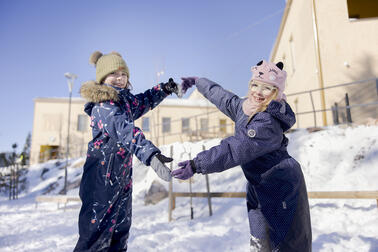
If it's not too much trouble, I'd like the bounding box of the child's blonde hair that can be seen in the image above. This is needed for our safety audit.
[247,80,278,122]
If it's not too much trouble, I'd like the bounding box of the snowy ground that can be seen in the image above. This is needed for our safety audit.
[0,125,377,251]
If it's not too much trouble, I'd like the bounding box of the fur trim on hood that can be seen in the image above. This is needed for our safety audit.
[80,81,119,103]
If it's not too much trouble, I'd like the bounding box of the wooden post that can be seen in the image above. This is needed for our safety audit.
[189,153,194,220]
[9,167,12,200]
[203,145,213,216]
[168,145,173,222]
[205,175,212,216]
[172,195,176,210]
[15,163,19,199]
[195,116,199,141]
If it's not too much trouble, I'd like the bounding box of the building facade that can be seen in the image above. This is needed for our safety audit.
[30,90,234,164]
[31,0,378,164]
[270,0,378,128]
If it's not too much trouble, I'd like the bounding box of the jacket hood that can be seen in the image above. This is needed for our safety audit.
[266,100,296,132]
[81,80,120,116]
[80,81,120,103]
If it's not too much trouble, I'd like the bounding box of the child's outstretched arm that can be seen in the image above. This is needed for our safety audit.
[172,113,282,179]
[93,102,172,181]
[127,79,179,120]
[126,83,168,120]
[195,78,242,122]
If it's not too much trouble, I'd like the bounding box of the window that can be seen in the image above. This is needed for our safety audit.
[39,145,59,162]
[219,119,227,134]
[43,114,61,131]
[162,117,171,133]
[77,114,88,132]
[347,0,378,19]
[289,36,296,74]
[182,118,190,133]
[200,118,209,132]
[142,117,150,132]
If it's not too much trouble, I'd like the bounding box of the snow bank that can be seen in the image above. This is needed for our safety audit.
[0,125,377,251]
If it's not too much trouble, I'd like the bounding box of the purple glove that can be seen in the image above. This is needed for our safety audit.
[171,160,196,180]
[181,77,198,93]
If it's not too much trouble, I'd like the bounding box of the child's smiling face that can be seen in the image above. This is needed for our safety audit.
[248,80,277,104]
[104,70,128,88]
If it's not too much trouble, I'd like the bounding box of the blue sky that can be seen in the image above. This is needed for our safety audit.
[0,0,286,153]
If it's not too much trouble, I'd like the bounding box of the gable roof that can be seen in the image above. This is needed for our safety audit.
[270,0,293,61]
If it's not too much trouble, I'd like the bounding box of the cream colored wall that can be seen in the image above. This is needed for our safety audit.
[271,0,378,128]
[317,0,378,85]
[134,105,233,146]
[272,0,323,128]
[30,98,91,165]
[31,96,234,164]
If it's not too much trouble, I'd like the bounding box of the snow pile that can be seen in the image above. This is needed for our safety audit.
[287,126,378,191]
[0,125,377,251]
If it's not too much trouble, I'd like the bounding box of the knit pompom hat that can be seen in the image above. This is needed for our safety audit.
[250,60,287,101]
[89,51,130,83]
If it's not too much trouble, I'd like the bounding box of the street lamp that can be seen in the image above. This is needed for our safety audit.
[155,70,164,146]
[63,72,77,194]
[156,70,164,83]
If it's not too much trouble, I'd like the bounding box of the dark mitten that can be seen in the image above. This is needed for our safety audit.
[155,153,173,163]
[162,78,179,96]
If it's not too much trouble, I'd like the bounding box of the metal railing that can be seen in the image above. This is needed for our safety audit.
[287,77,378,127]
[147,77,377,143]
[34,77,377,163]
[148,107,235,145]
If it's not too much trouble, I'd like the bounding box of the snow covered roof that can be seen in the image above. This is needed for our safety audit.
[160,98,214,107]
[34,97,85,103]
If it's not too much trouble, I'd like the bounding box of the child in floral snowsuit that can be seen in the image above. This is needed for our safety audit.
[74,51,178,251]
[172,61,312,251]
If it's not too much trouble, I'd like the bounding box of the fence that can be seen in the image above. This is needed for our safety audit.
[0,163,27,200]
[145,77,378,145]
[35,195,81,211]
[30,142,378,217]
[286,77,378,128]
[31,77,377,164]
[166,144,378,221]
[149,108,235,146]
[168,191,378,221]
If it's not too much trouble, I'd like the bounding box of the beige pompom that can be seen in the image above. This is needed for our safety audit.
[89,51,103,65]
